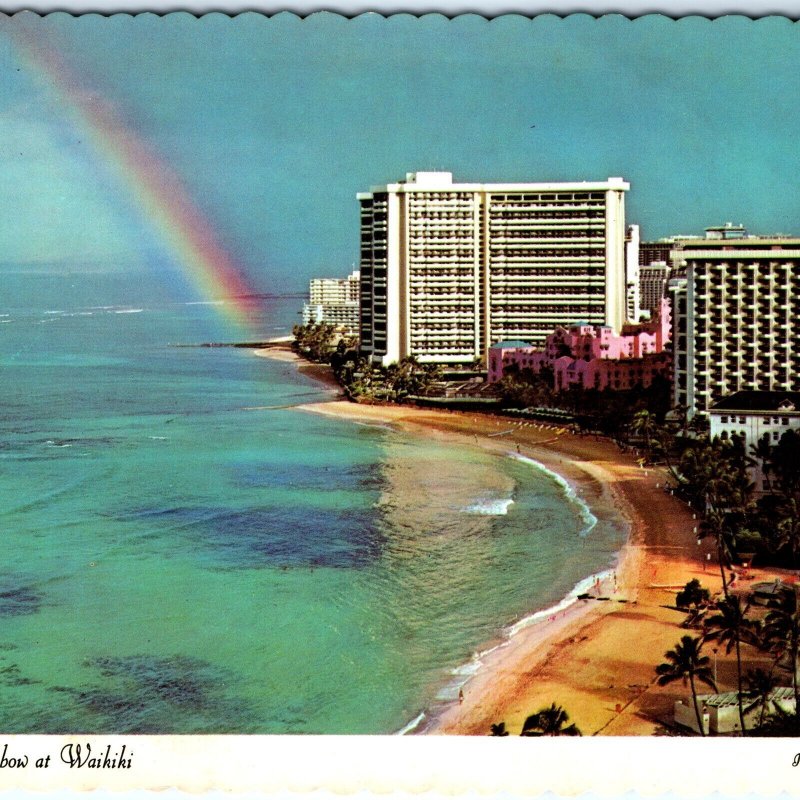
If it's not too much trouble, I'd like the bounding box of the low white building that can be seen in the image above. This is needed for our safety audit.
[709,390,800,491]
[674,688,795,735]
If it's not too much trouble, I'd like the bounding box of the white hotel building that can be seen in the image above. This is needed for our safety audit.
[671,238,800,416]
[302,270,360,333]
[709,390,800,492]
[358,172,630,365]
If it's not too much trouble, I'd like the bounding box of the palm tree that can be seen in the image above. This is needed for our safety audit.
[743,667,780,732]
[763,584,800,730]
[631,409,658,461]
[699,506,735,600]
[489,722,509,736]
[773,498,800,571]
[750,433,774,492]
[656,635,717,736]
[520,703,581,736]
[703,596,756,735]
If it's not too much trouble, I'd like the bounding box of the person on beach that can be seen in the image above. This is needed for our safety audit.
[458,689,464,704]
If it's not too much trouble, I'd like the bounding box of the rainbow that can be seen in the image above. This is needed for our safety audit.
[9,22,260,334]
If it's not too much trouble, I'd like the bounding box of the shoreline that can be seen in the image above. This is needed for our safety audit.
[297,400,644,735]
[253,343,343,392]
[259,349,783,735]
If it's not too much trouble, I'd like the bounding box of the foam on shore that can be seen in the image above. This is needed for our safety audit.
[510,452,598,536]
[395,711,426,735]
[399,566,615,735]
[396,452,616,735]
[462,496,515,515]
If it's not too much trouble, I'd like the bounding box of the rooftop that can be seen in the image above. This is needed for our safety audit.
[491,340,534,350]
[697,687,794,708]
[710,391,800,413]
[677,238,800,250]
[358,174,629,197]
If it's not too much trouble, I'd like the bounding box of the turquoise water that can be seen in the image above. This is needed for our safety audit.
[0,274,626,734]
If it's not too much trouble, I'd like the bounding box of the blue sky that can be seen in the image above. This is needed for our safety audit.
[1,13,799,293]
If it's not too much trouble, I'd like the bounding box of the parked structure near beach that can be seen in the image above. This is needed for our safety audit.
[302,270,360,333]
[709,390,800,492]
[357,171,630,366]
[670,236,800,416]
[674,687,795,735]
[487,298,671,392]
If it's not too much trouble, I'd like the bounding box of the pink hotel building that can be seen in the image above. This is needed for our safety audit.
[488,298,672,392]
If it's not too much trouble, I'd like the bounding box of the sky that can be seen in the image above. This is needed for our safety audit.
[0,13,799,295]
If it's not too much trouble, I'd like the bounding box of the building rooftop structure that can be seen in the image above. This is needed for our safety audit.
[359,171,630,196]
[710,391,800,412]
[699,687,795,708]
[704,222,748,240]
[492,340,532,349]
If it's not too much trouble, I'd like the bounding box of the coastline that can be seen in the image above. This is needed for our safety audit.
[298,400,653,735]
[253,343,343,392]
[262,350,781,735]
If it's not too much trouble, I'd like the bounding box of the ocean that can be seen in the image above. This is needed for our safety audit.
[0,272,626,734]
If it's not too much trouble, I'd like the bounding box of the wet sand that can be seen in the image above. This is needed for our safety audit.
[253,344,343,391]
[295,399,782,736]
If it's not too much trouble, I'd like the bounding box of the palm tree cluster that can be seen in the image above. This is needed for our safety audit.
[657,583,800,736]
[636,411,800,575]
[291,326,442,403]
[292,322,342,363]
[490,703,581,736]
[335,354,443,404]
[496,368,673,442]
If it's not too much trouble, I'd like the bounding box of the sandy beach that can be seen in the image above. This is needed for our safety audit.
[256,347,782,736]
[253,343,343,392]
[303,401,791,736]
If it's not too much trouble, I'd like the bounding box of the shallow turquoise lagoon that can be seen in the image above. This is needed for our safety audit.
[0,275,625,733]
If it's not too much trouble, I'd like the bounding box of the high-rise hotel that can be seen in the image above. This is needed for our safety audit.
[358,172,630,365]
[671,237,800,416]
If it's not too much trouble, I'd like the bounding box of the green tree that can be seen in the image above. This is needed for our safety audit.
[676,579,711,629]
[763,584,800,729]
[655,635,717,736]
[743,667,779,732]
[750,433,774,492]
[292,323,338,363]
[631,409,658,461]
[703,596,757,735]
[773,498,800,570]
[772,430,800,497]
[676,579,710,610]
[520,703,581,736]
